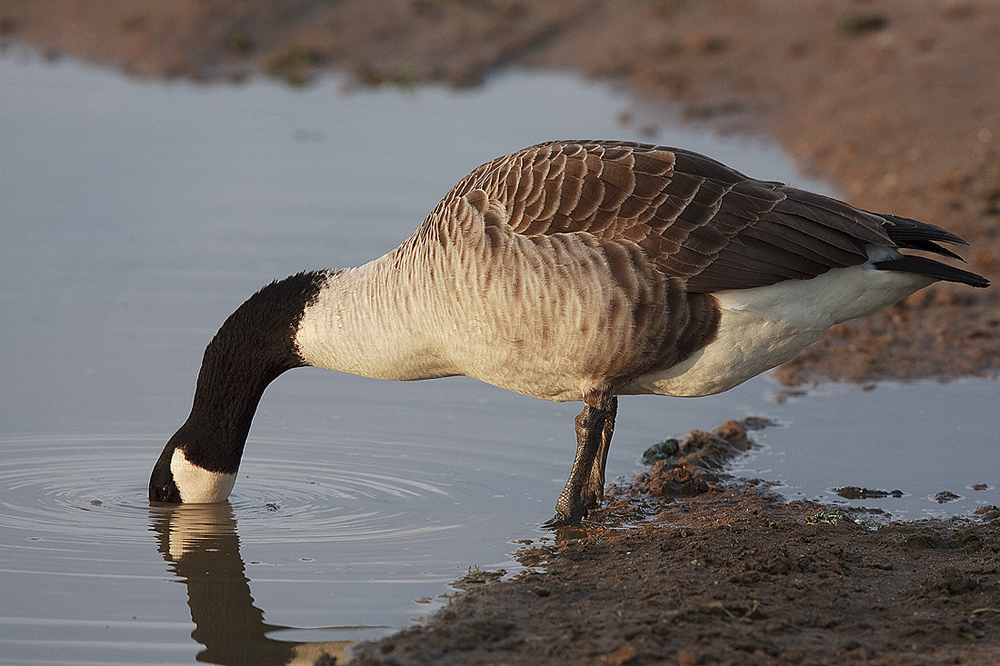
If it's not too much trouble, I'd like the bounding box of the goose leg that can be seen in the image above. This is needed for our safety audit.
[583,395,617,511]
[548,391,615,526]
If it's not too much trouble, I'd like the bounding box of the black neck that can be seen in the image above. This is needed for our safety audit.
[175,271,328,474]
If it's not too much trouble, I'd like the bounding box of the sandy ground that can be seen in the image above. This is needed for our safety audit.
[4,2,998,663]
[353,420,1000,666]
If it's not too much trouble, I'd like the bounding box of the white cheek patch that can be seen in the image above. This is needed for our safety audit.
[170,448,237,503]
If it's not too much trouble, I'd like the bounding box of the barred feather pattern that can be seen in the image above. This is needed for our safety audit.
[381,142,880,395]
[298,140,978,402]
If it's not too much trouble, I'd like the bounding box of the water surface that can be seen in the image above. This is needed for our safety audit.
[0,52,995,665]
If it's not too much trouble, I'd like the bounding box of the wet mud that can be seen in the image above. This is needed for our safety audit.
[353,420,1000,665]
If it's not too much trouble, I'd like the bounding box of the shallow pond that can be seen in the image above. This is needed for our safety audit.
[0,52,996,665]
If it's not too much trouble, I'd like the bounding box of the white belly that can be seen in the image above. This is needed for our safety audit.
[627,263,934,397]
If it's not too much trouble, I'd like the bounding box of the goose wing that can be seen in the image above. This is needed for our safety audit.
[445,140,893,293]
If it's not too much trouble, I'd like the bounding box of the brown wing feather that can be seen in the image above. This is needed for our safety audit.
[444,140,893,293]
[409,141,986,391]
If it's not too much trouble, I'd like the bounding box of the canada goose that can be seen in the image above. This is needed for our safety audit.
[149,140,989,525]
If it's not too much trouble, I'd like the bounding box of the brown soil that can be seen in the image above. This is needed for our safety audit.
[5,2,999,663]
[352,421,1000,666]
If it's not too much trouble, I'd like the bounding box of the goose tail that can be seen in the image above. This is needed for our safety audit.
[871,213,991,288]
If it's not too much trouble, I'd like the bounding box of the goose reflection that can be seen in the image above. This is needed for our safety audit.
[149,503,358,666]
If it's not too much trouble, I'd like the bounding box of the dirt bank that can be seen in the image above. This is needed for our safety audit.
[352,420,1000,666]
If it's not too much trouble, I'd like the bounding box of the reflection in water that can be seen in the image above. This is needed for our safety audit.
[150,503,360,666]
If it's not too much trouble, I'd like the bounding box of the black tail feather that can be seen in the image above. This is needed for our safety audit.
[875,212,967,261]
[875,212,970,250]
[892,238,965,262]
[866,211,990,288]
[873,254,990,288]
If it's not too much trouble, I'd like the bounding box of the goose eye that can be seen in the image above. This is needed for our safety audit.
[150,481,180,503]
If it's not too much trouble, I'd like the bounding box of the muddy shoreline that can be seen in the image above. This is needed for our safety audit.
[353,420,1000,666]
[4,2,998,663]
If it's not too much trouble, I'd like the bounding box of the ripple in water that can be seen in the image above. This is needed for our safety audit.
[0,433,154,545]
[0,431,466,549]
[0,429,516,665]
[230,434,463,544]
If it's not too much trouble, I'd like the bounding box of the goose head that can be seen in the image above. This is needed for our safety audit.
[149,272,328,504]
